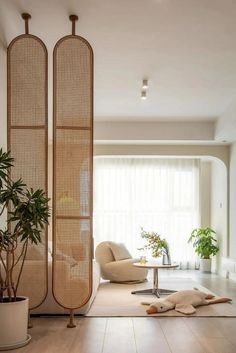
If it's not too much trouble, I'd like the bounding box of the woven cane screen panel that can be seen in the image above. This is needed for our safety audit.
[53,36,93,309]
[54,219,90,309]
[56,130,91,217]
[8,37,46,126]
[10,129,46,189]
[55,38,92,128]
[8,35,48,309]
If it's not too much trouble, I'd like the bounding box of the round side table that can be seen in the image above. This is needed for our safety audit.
[132,262,179,298]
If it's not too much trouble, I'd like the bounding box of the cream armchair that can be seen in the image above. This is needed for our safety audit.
[95,241,148,283]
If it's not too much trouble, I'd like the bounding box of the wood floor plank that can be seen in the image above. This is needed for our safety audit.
[30,317,80,353]
[69,318,107,353]
[198,338,236,353]
[133,318,171,353]
[159,318,206,353]
[210,318,236,346]
[184,318,224,339]
[102,318,137,353]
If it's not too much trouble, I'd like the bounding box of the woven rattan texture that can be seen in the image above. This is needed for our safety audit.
[55,38,92,127]
[53,36,93,309]
[8,35,48,309]
[9,37,46,126]
[10,129,46,189]
[54,219,90,309]
[56,130,91,217]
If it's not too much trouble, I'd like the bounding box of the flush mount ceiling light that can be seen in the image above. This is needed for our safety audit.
[140,78,148,100]
[142,79,148,89]
[141,90,147,100]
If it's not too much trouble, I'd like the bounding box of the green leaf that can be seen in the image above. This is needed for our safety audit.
[188,227,219,258]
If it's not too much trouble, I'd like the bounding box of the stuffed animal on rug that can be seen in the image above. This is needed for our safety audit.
[142,288,232,315]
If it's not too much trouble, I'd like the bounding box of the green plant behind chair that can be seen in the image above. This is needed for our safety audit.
[188,227,219,259]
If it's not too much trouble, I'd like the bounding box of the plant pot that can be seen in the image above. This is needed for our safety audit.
[200,258,212,273]
[0,296,31,351]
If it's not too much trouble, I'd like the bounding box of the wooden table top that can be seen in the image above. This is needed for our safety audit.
[133,262,179,269]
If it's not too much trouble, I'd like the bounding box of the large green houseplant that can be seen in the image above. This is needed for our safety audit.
[0,149,50,349]
[188,227,219,272]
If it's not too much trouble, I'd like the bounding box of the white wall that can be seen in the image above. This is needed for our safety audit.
[215,99,236,143]
[95,121,215,143]
[211,159,228,273]
[215,99,236,276]
[94,144,229,167]
[229,142,236,259]
[216,100,236,275]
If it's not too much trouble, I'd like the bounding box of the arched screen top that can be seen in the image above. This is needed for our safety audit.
[54,37,93,128]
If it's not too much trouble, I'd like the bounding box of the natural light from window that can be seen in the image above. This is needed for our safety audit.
[93,157,200,269]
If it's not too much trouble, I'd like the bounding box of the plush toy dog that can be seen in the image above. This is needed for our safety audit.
[142,288,232,315]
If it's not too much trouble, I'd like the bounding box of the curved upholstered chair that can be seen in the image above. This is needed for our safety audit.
[95,241,148,283]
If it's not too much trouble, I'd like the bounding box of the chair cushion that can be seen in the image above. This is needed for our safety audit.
[104,258,148,282]
[108,242,131,261]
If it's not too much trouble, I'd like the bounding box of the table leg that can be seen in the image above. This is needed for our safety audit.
[153,268,160,297]
[131,268,157,296]
[153,268,158,290]
[131,268,160,297]
[131,267,177,298]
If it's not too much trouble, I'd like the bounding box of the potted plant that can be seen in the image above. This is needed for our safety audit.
[139,228,171,264]
[188,227,219,272]
[0,149,50,350]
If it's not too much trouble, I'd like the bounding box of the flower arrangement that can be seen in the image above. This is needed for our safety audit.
[139,228,170,259]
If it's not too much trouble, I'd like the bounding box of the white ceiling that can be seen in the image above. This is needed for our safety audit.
[1,0,236,122]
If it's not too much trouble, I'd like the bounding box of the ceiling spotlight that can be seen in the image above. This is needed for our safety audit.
[141,91,147,100]
[142,79,148,89]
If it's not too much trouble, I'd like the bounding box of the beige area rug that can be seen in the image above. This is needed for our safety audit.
[87,278,236,317]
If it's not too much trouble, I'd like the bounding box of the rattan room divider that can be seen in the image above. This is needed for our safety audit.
[7,14,48,310]
[52,15,93,327]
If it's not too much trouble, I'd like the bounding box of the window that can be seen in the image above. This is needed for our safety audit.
[94,157,200,268]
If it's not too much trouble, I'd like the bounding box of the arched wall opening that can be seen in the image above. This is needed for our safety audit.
[94,144,229,274]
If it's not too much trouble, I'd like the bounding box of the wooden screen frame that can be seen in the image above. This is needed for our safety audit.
[52,34,94,310]
[7,34,48,310]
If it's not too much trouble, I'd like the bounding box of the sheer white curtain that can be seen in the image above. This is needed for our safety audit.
[93,157,200,269]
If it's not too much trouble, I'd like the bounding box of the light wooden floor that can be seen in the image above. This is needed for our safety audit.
[10,271,236,353]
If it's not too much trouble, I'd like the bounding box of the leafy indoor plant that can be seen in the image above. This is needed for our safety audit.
[0,149,50,349]
[188,227,219,272]
[139,228,171,264]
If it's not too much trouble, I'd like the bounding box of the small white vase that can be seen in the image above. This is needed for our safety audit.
[0,296,31,351]
[200,258,212,273]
